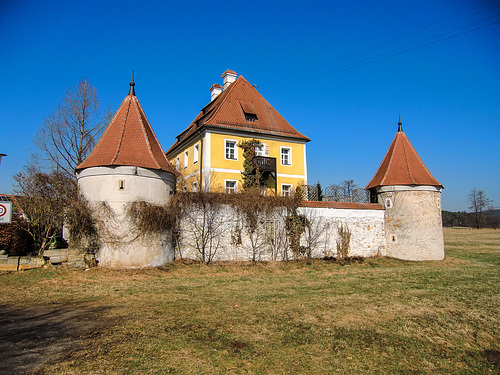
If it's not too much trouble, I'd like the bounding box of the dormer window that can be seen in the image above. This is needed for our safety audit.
[239,99,257,122]
[245,113,257,122]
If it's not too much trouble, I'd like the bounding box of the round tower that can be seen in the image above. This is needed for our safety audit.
[365,118,444,261]
[75,77,177,267]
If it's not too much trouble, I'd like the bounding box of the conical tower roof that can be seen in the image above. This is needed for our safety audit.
[76,79,175,174]
[365,119,442,189]
[167,74,309,155]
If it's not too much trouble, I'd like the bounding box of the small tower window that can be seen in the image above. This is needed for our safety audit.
[385,198,393,208]
[392,235,397,243]
[118,180,125,190]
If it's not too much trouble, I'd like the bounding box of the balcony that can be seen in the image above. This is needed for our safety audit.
[253,156,276,173]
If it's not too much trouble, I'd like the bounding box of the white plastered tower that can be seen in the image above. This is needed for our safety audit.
[75,78,177,267]
[366,119,444,261]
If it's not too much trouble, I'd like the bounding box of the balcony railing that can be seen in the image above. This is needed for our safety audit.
[253,156,276,173]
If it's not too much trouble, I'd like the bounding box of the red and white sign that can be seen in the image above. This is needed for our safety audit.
[0,202,12,224]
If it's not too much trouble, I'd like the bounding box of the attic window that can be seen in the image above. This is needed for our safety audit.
[245,113,257,122]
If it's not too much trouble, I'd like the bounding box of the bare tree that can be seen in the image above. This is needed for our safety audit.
[34,77,111,178]
[179,193,226,264]
[300,208,327,262]
[13,165,77,254]
[266,209,289,261]
[237,189,269,262]
[341,180,357,202]
[468,188,494,229]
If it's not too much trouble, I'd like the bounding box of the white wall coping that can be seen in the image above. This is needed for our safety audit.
[77,166,175,182]
[374,185,442,193]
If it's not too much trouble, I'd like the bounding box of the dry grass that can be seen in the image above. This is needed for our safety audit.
[0,228,499,374]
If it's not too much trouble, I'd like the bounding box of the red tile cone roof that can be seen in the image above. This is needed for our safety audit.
[76,85,175,174]
[365,124,442,189]
[167,75,309,155]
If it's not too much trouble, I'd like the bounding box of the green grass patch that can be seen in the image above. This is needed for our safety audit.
[0,228,499,374]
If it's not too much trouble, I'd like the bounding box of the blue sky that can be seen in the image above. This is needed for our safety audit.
[1,0,499,211]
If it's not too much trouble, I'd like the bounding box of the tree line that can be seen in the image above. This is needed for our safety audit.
[443,189,498,228]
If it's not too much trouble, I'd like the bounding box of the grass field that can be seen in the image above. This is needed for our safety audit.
[1,228,499,374]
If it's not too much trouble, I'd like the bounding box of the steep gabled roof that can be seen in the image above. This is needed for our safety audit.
[167,75,309,155]
[365,122,442,189]
[76,83,176,174]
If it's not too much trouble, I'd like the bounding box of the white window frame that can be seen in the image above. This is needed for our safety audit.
[175,156,180,170]
[194,143,199,164]
[225,179,238,194]
[280,146,292,166]
[184,150,189,169]
[281,183,292,197]
[225,139,238,161]
[255,142,268,156]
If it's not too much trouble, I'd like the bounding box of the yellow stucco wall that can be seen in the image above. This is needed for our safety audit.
[168,131,307,195]
[209,133,305,175]
[168,136,202,191]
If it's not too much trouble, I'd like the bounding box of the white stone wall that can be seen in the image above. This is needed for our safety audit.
[77,166,176,268]
[297,206,386,258]
[377,187,444,261]
[176,205,386,262]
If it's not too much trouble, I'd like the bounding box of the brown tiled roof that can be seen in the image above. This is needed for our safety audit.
[300,201,384,210]
[365,129,442,189]
[76,94,176,174]
[166,75,309,155]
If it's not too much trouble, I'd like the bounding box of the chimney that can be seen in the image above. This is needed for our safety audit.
[210,84,223,101]
[221,70,237,90]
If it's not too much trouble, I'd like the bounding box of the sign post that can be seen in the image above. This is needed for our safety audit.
[0,202,12,224]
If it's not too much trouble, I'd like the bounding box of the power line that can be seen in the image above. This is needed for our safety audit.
[261,3,500,91]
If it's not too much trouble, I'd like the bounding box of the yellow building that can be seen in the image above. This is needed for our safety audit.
[166,70,310,195]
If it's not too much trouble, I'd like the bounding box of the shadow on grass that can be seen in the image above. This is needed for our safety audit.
[0,304,114,374]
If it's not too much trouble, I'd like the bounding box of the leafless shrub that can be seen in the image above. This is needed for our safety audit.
[336,222,351,259]
[285,214,308,259]
[301,209,327,262]
[127,201,177,235]
[65,193,99,252]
